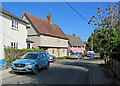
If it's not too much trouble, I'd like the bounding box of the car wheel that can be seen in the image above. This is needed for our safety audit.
[45,62,50,70]
[33,66,39,75]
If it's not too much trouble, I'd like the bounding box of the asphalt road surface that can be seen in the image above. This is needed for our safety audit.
[2,58,91,84]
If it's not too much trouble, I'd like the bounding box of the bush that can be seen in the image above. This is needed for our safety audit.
[56,56,70,59]
[4,47,44,67]
[95,53,100,56]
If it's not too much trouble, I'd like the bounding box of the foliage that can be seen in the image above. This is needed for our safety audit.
[56,56,70,59]
[4,47,44,67]
[88,2,120,59]
[70,50,73,53]
[95,53,100,56]
[84,50,87,56]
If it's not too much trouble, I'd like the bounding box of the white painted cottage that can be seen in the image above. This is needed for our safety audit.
[0,8,29,59]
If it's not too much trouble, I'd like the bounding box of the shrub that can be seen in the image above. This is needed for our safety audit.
[4,47,44,67]
[56,56,70,59]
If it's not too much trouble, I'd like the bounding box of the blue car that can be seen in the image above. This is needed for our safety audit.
[86,51,95,57]
[12,52,50,75]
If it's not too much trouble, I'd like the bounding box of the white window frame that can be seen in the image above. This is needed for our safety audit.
[11,42,18,49]
[52,49,54,54]
[11,20,19,30]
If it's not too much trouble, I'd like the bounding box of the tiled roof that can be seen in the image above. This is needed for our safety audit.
[23,12,68,39]
[0,7,28,24]
[66,34,84,47]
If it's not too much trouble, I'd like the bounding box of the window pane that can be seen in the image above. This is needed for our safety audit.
[11,42,13,48]
[16,43,18,49]
[12,20,14,28]
[14,43,15,49]
[27,44,30,49]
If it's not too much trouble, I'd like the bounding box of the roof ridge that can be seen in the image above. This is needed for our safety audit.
[24,12,59,25]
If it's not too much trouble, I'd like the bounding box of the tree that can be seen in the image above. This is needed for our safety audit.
[88,2,120,58]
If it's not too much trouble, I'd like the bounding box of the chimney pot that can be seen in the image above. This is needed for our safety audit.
[73,34,76,37]
[47,14,52,24]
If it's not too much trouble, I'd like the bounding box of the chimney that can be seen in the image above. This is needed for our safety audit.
[73,34,76,37]
[47,14,52,24]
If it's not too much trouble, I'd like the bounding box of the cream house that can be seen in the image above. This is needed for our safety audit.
[0,8,28,59]
[21,12,68,57]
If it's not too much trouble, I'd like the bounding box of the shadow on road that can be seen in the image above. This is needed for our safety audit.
[7,60,90,84]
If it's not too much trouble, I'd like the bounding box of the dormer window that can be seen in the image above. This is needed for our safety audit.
[12,20,18,30]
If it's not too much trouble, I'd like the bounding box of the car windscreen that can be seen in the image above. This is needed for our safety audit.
[23,53,38,59]
[71,52,80,55]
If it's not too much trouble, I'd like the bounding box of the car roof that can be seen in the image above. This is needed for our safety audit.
[27,52,44,54]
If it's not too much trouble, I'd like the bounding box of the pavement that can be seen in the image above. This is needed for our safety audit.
[89,59,113,85]
[0,56,113,85]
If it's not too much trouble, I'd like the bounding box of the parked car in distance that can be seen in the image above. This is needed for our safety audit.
[70,52,82,59]
[47,53,56,62]
[12,52,50,75]
[86,51,95,57]
[80,52,84,58]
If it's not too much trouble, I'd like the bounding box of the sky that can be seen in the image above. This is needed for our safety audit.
[1,2,117,41]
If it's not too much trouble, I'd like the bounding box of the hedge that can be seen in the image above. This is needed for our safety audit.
[4,47,44,67]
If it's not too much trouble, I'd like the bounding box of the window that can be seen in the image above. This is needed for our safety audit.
[38,54,43,59]
[65,40,66,43]
[27,43,30,49]
[11,42,18,49]
[43,37,46,40]
[63,49,65,52]
[42,53,46,58]
[52,49,54,54]
[12,20,18,30]
[57,39,60,43]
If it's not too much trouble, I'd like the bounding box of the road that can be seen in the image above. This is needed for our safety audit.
[2,58,94,84]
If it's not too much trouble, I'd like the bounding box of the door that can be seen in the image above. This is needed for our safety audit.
[58,48,60,57]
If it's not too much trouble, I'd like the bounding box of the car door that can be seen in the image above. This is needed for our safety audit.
[42,53,47,67]
[38,53,44,68]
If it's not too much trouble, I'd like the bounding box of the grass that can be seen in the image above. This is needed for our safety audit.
[56,56,70,59]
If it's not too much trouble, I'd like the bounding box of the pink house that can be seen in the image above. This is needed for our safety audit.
[66,34,85,53]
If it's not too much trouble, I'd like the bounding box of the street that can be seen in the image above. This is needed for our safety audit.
[2,58,92,84]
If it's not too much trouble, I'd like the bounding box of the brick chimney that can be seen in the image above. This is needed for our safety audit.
[47,14,52,24]
[73,34,76,37]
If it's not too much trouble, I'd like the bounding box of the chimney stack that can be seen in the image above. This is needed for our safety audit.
[47,14,52,24]
[73,34,76,37]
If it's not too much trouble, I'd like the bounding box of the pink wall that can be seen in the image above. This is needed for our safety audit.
[68,43,85,53]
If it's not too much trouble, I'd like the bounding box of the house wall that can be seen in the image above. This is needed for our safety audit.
[47,48,67,57]
[2,16,27,49]
[40,35,68,48]
[22,15,68,57]
[68,43,85,54]
[0,15,4,59]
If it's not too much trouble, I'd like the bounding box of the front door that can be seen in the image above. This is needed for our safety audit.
[58,48,60,57]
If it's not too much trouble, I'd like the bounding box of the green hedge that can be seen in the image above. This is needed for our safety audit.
[56,56,70,59]
[95,53,100,56]
[4,47,44,67]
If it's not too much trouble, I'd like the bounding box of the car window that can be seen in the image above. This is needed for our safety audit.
[24,54,38,59]
[42,53,46,58]
[71,53,75,55]
[38,54,43,59]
